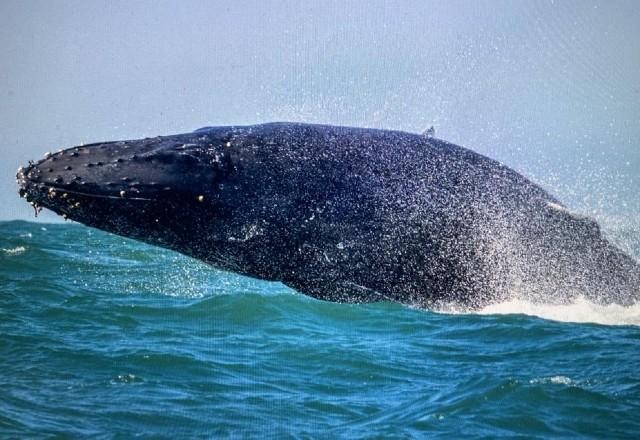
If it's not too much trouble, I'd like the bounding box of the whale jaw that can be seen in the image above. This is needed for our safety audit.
[16,134,226,250]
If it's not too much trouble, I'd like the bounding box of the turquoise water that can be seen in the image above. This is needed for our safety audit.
[1,220,640,438]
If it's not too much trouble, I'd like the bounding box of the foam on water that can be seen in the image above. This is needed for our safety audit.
[529,376,573,386]
[1,246,26,256]
[476,296,640,326]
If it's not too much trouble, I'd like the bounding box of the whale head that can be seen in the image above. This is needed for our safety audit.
[16,128,248,260]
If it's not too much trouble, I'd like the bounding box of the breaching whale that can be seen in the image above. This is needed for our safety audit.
[17,123,640,309]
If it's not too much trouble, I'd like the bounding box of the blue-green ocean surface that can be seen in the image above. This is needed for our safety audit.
[1,220,639,439]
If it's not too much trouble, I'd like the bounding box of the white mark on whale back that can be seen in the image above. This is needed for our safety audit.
[546,201,572,214]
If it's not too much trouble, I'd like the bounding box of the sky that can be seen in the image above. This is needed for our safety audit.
[1,0,639,222]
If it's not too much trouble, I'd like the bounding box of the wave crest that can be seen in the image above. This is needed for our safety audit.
[475,296,640,326]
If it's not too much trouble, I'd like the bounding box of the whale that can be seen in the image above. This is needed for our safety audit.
[16,122,640,309]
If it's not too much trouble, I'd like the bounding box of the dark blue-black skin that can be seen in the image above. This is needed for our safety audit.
[17,123,640,309]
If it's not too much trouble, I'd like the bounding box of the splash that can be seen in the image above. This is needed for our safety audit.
[529,376,573,386]
[2,246,26,256]
[476,296,640,326]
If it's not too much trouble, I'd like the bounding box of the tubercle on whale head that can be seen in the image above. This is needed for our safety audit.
[16,128,241,251]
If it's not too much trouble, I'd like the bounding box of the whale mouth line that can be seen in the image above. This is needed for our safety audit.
[19,182,155,210]
[40,186,155,202]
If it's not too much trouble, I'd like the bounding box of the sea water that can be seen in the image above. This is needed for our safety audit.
[1,220,639,438]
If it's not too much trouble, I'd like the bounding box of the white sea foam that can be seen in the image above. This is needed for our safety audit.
[529,376,573,385]
[476,296,640,326]
[2,246,26,256]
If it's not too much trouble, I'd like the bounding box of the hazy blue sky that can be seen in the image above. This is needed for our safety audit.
[1,0,639,221]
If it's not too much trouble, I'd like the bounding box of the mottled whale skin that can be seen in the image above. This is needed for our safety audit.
[17,123,640,309]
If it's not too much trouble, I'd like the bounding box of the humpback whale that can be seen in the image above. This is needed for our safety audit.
[16,123,640,309]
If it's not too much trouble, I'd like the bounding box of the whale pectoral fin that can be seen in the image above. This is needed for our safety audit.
[283,279,387,303]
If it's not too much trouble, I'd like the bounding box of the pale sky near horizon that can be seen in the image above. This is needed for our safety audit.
[1,0,639,222]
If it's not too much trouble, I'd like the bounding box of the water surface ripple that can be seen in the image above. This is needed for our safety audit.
[1,221,639,438]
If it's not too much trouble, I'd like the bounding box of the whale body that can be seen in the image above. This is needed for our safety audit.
[17,123,640,309]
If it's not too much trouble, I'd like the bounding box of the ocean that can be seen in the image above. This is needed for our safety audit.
[1,220,639,438]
